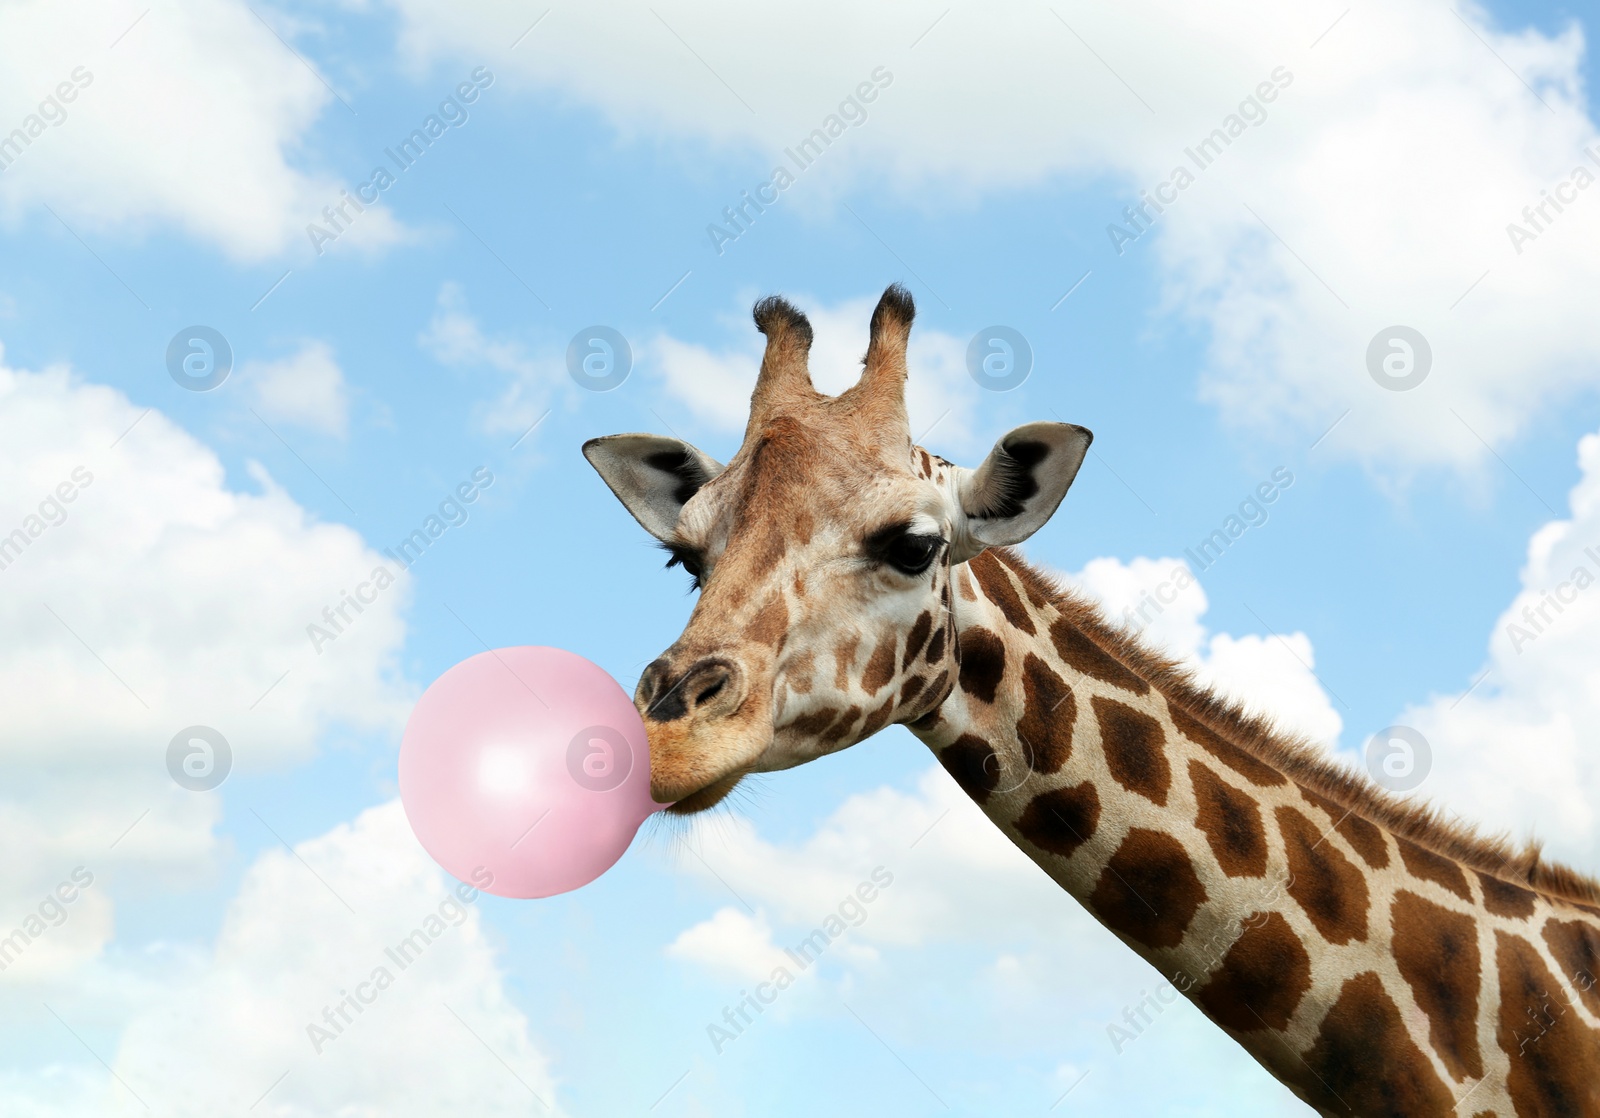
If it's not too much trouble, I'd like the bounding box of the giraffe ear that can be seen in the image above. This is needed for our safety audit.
[583,434,725,541]
[950,422,1093,563]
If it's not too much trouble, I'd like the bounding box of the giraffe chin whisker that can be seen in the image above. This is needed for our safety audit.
[664,771,746,815]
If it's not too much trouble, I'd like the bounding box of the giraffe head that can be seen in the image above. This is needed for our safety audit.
[584,286,1092,812]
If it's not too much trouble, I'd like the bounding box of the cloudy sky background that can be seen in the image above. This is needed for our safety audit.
[1,0,1598,1113]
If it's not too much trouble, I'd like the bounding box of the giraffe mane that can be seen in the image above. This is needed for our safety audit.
[999,548,1600,911]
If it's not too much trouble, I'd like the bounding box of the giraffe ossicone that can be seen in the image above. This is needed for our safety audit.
[585,284,1600,1116]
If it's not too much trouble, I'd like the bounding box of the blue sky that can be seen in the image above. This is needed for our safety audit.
[2,0,1599,1114]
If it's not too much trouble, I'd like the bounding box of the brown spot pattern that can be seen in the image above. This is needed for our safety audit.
[821,705,860,746]
[833,635,859,691]
[908,671,951,731]
[1299,971,1454,1117]
[1542,918,1600,1017]
[1391,890,1483,1082]
[1093,697,1170,806]
[1189,761,1268,878]
[1016,654,1074,775]
[744,595,788,647]
[1478,871,1537,919]
[996,549,1057,611]
[970,550,1036,635]
[899,674,925,707]
[859,696,895,738]
[786,706,838,737]
[1050,618,1150,694]
[1167,705,1285,786]
[925,624,946,664]
[1495,930,1600,1116]
[1195,911,1310,1031]
[861,633,897,696]
[1277,806,1369,945]
[956,567,977,601]
[751,525,787,578]
[1016,782,1100,859]
[1089,828,1207,950]
[1298,787,1390,869]
[783,650,815,694]
[903,612,932,669]
[1397,838,1472,901]
[938,734,998,804]
[956,626,1006,704]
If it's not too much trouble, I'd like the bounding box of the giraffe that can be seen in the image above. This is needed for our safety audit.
[583,285,1600,1116]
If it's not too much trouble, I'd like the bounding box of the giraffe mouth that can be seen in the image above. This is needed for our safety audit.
[638,657,771,809]
[664,770,746,815]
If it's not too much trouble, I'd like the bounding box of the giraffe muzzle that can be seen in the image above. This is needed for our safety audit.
[634,654,769,807]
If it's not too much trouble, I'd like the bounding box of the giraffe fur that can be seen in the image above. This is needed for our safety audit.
[585,284,1600,1116]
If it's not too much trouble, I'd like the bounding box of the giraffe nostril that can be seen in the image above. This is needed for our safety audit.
[644,657,742,723]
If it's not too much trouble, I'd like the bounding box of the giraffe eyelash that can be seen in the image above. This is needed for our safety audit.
[659,543,705,591]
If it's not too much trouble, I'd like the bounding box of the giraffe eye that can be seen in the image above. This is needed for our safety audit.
[880,532,943,576]
[662,545,705,591]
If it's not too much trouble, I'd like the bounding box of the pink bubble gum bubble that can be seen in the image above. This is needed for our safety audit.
[399,647,665,899]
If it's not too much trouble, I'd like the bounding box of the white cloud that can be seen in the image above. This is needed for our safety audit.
[31,801,560,1117]
[649,332,759,433]
[0,349,410,973]
[672,764,1303,1111]
[419,282,570,438]
[246,341,350,437]
[0,353,560,1115]
[666,906,789,983]
[0,0,406,260]
[382,0,1600,469]
[1065,555,1342,746]
[677,765,1080,955]
[1400,424,1600,870]
[649,292,986,454]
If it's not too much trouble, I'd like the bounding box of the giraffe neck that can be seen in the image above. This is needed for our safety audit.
[908,548,1600,1116]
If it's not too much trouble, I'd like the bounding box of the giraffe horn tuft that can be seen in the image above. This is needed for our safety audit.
[752,295,814,349]
[747,295,817,424]
[842,283,915,435]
